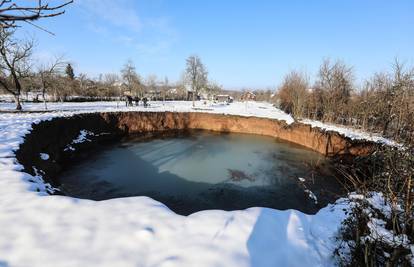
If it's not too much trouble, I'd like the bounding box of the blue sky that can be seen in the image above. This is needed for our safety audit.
[18,0,414,89]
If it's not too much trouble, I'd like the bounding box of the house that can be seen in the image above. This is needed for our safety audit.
[241,91,256,101]
[214,94,233,103]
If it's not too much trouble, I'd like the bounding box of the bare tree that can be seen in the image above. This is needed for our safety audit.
[121,60,142,97]
[205,81,223,100]
[275,58,414,144]
[277,70,309,119]
[38,55,65,110]
[100,73,121,106]
[77,72,87,96]
[102,73,120,97]
[0,0,73,29]
[185,55,207,107]
[175,72,188,100]
[145,74,158,99]
[390,60,414,139]
[0,29,34,110]
[315,59,353,123]
[160,76,169,102]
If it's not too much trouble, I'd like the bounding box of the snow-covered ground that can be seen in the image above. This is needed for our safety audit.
[0,100,399,145]
[0,100,295,124]
[0,100,397,267]
[300,119,400,147]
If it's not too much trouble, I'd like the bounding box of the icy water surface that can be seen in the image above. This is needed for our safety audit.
[59,131,345,215]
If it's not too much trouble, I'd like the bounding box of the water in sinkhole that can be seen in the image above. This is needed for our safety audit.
[58,130,345,215]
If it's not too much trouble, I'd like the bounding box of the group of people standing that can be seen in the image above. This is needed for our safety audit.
[125,96,149,107]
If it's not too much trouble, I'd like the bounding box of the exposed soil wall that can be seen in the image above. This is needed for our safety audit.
[16,111,378,187]
[105,112,375,156]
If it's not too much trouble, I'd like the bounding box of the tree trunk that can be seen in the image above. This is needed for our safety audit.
[43,91,48,110]
[192,91,195,107]
[14,94,22,110]
[41,80,48,110]
[383,119,390,136]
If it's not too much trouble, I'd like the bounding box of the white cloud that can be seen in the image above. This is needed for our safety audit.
[78,0,141,32]
[77,1,178,58]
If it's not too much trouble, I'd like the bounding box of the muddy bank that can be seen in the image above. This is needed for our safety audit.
[104,111,377,155]
[16,111,378,188]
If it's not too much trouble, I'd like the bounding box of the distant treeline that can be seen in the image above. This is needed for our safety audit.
[276,59,414,144]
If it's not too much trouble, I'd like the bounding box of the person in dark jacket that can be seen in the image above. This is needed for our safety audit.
[126,95,133,107]
[134,96,140,106]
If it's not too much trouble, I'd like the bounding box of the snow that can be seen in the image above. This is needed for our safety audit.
[304,189,318,204]
[63,145,75,152]
[0,100,295,124]
[366,218,411,248]
[301,119,399,147]
[71,130,93,144]
[0,100,398,266]
[297,177,318,204]
[364,193,410,251]
[63,130,94,151]
[39,153,49,160]
[340,192,414,263]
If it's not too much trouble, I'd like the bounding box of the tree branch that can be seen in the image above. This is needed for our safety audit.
[0,0,73,28]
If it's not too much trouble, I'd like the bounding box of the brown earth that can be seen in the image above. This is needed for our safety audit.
[105,111,376,156]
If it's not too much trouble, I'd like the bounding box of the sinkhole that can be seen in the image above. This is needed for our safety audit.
[58,130,345,215]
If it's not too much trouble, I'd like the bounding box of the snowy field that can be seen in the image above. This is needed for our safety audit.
[0,100,295,124]
[0,100,397,267]
[0,99,399,145]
